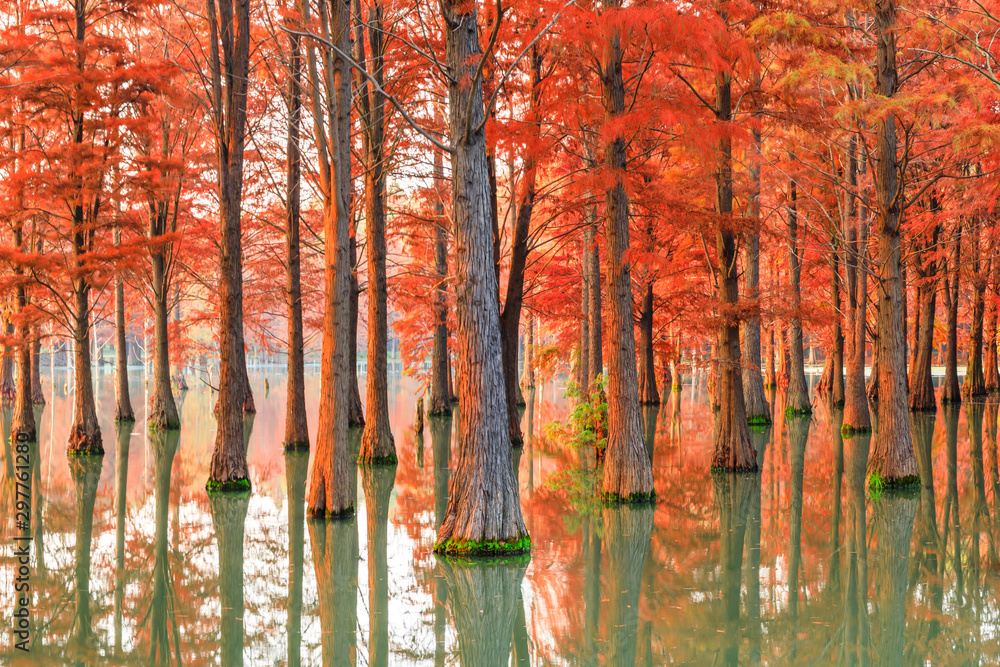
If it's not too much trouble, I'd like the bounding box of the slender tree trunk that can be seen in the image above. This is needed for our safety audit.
[68,282,102,454]
[743,92,769,423]
[786,176,811,414]
[942,225,962,404]
[349,229,365,427]
[909,224,940,412]
[868,0,918,487]
[284,16,309,450]
[587,205,603,386]
[984,248,1000,392]
[284,450,308,666]
[580,240,591,393]
[358,1,396,464]
[599,0,654,501]
[0,327,13,402]
[149,237,179,430]
[638,283,660,405]
[30,333,44,405]
[10,221,35,443]
[429,133,452,415]
[842,169,870,431]
[207,0,254,488]
[831,252,846,405]
[113,227,134,424]
[964,219,988,398]
[521,318,535,389]
[764,325,776,389]
[435,0,529,553]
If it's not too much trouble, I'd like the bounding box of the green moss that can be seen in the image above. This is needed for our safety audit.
[434,534,532,557]
[785,407,812,418]
[749,424,769,433]
[284,441,310,452]
[671,385,682,393]
[511,437,524,448]
[747,414,772,426]
[307,505,356,519]
[868,471,919,497]
[941,397,962,406]
[115,416,137,424]
[68,445,105,456]
[206,477,252,493]
[357,453,398,465]
[840,424,872,437]
[601,490,656,505]
[148,420,181,432]
[427,409,453,417]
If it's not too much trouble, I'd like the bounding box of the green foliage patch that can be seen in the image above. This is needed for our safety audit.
[283,441,310,452]
[68,445,105,457]
[601,490,656,505]
[206,477,251,493]
[434,534,532,557]
[868,471,919,499]
[358,453,399,465]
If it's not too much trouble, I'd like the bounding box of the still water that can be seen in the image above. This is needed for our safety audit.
[1,367,998,665]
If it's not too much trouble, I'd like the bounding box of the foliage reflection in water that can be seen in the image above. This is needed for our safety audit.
[2,369,1000,664]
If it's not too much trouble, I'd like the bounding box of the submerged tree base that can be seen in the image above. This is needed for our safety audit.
[710,463,758,473]
[284,440,310,452]
[206,477,252,493]
[148,420,181,432]
[434,535,532,557]
[841,424,872,436]
[68,444,105,456]
[115,415,137,424]
[357,454,398,465]
[747,414,772,426]
[785,407,812,418]
[601,490,656,506]
[307,505,356,520]
[868,472,920,496]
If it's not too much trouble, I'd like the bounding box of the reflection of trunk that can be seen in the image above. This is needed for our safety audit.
[439,556,529,666]
[69,455,102,645]
[114,424,130,654]
[942,404,962,602]
[149,429,179,663]
[843,432,871,666]
[285,451,309,665]
[604,504,654,666]
[786,178,811,414]
[830,407,844,594]
[512,587,531,666]
[787,414,811,658]
[941,226,962,404]
[987,398,1000,549]
[311,515,360,666]
[964,218,987,398]
[967,403,997,568]
[210,489,250,667]
[435,0,528,553]
[746,444,764,666]
[713,471,757,667]
[432,414,451,667]
[362,464,397,667]
[583,512,602,666]
[870,493,917,667]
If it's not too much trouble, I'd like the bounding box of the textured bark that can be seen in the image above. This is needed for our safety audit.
[362,464,396,666]
[603,504,654,666]
[638,283,660,405]
[149,270,179,431]
[764,325,776,389]
[69,454,102,646]
[786,177,811,414]
[114,228,134,424]
[10,225,35,443]
[908,224,940,412]
[310,514,359,666]
[306,0,355,518]
[964,220,988,398]
[0,329,13,402]
[439,557,527,666]
[429,134,452,416]
[113,424,129,654]
[941,225,962,404]
[870,494,917,667]
[148,429,179,664]
[825,251,846,406]
[579,240,591,393]
[712,471,756,666]
[284,15,309,451]
[587,205,603,386]
[435,0,528,551]
[284,450,309,666]
[357,2,396,464]
[711,66,755,471]
[787,413,810,647]
[68,284,102,454]
[349,230,365,427]
[30,334,44,405]
[206,0,254,486]
[984,251,1000,392]
[599,1,654,500]
[942,404,963,601]
[843,432,871,665]
[743,106,769,422]
[582,512,602,666]
[868,0,918,486]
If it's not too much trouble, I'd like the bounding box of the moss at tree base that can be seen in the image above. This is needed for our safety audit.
[747,414,772,426]
[114,416,137,424]
[841,424,873,437]
[908,405,937,414]
[357,454,398,465]
[206,477,252,493]
[602,490,656,505]
[785,407,812,418]
[284,441,310,452]
[427,409,453,417]
[710,464,759,474]
[307,505,356,519]
[67,444,105,456]
[868,471,920,497]
[671,385,682,393]
[148,420,181,432]
[434,534,532,557]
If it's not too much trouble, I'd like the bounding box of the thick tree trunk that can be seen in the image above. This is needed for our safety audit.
[638,283,660,405]
[909,224,940,412]
[941,226,962,404]
[310,515,360,666]
[429,139,452,415]
[786,177,811,414]
[358,4,396,464]
[843,173,870,431]
[711,67,755,472]
[599,2,654,501]
[362,464,396,666]
[435,0,529,553]
[868,0,918,487]
[870,493,918,667]
[587,205,603,386]
[207,0,254,488]
[284,19,309,451]
[964,221,988,398]
[68,283,102,455]
[114,230,134,424]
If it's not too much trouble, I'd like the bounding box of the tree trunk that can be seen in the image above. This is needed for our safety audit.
[579,239,591,393]
[362,464,396,666]
[0,327,13,402]
[435,0,529,553]
[310,515,360,666]
[713,471,755,666]
[30,334,44,405]
[870,493,918,667]
[149,259,179,430]
[429,134,452,415]
[114,227,134,424]
[786,177,811,415]
[831,252,846,405]
[908,223,940,412]
[868,0,918,487]
[599,0,655,501]
[349,230,365,427]
[587,205,603,386]
[964,220,988,398]
[148,429,179,664]
[10,222,35,443]
[984,248,1000,392]
[638,283,660,405]
[207,0,254,488]
[521,318,535,390]
[68,282,102,455]
[603,504,655,666]
[764,325,776,389]
[941,225,962,404]
[711,65,755,471]
[842,160,870,432]
[284,16,309,451]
